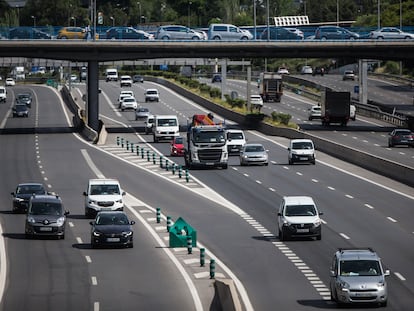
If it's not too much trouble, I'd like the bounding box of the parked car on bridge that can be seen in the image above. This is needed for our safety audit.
[260,27,303,40]
[57,27,86,39]
[9,27,52,40]
[156,25,204,40]
[208,23,253,40]
[106,27,154,40]
[314,26,359,40]
[369,27,414,40]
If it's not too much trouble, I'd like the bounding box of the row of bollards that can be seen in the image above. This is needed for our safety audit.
[159,208,215,279]
[116,136,190,183]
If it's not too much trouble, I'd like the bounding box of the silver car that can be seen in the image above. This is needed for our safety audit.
[330,248,389,307]
[239,143,268,166]
[156,25,204,40]
[369,27,414,40]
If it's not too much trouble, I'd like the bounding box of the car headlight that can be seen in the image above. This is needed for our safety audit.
[339,280,350,290]
[27,216,36,224]
[282,219,291,226]
[123,231,133,237]
[116,199,123,203]
[242,155,248,159]
[88,199,97,205]
[56,217,65,226]
[14,198,24,203]
[314,219,321,227]
[93,231,102,237]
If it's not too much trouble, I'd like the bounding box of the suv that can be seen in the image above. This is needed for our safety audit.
[25,194,69,239]
[83,179,126,218]
[330,248,390,307]
[342,70,356,81]
[145,89,160,102]
[226,129,247,155]
[208,24,253,40]
[277,196,322,241]
[120,75,133,87]
[156,25,204,40]
[314,26,359,40]
[288,139,316,165]
[16,93,32,107]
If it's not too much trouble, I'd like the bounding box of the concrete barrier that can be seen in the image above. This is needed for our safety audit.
[146,76,414,187]
[212,279,242,311]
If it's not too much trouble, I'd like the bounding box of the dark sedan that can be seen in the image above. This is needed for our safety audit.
[260,27,303,40]
[388,129,414,147]
[90,211,135,248]
[16,93,32,107]
[106,27,154,40]
[12,104,29,117]
[11,183,47,213]
[9,27,52,40]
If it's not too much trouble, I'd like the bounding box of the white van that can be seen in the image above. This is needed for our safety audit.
[0,86,6,103]
[226,129,247,154]
[153,115,179,143]
[350,104,356,121]
[83,178,126,218]
[207,24,253,40]
[288,139,316,165]
[105,68,118,82]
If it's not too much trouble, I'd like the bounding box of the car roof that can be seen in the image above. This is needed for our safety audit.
[30,194,61,203]
[18,182,44,187]
[336,248,379,261]
[291,138,313,143]
[283,196,315,205]
[146,88,158,92]
[88,178,120,185]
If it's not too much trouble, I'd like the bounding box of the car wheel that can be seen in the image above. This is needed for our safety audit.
[279,228,287,241]
[161,36,169,40]
[380,301,387,307]
[213,36,221,40]
[308,117,312,121]
[321,36,327,41]
[128,242,134,248]
[311,160,316,165]
[264,163,269,166]
[288,158,293,165]
[316,234,321,240]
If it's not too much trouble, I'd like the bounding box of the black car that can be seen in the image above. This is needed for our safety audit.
[388,129,414,147]
[12,104,29,117]
[25,194,69,239]
[106,27,154,40]
[90,211,135,248]
[16,93,32,107]
[9,27,52,40]
[11,183,47,213]
[312,67,325,76]
[260,27,303,40]
[133,75,144,83]
[211,74,222,83]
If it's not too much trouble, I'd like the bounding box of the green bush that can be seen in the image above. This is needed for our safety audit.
[209,88,221,98]
[224,95,245,108]
[271,112,291,125]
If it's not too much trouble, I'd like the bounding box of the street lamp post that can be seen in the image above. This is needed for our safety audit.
[253,0,256,40]
[31,15,36,28]
[137,2,141,24]
[71,16,76,27]
[336,0,339,26]
[377,0,381,29]
[110,16,115,27]
[188,1,192,27]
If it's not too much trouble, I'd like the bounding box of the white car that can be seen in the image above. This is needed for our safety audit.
[285,27,304,39]
[277,196,322,241]
[83,178,126,218]
[226,129,246,155]
[369,27,414,40]
[288,138,316,165]
[277,67,289,75]
[301,66,313,74]
[250,94,263,109]
[120,75,133,87]
[308,105,321,121]
[5,78,15,86]
[120,96,138,111]
[118,91,134,108]
[145,89,159,102]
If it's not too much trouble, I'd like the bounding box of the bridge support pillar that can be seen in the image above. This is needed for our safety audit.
[87,60,100,131]
[358,59,368,106]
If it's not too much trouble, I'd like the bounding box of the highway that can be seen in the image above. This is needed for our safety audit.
[0,80,413,310]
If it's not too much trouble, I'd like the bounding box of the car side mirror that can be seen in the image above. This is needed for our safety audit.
[277,212,282,216]
[11,192,15,196]
[122,191,126,196]
[83,191,87,196]
[384,269,390,276]
[130,220,136,225]
[65,211,70,216]
[318,211,323,215]
[287,147,290,151]
[329,270,336,277]
[89,221,94,226]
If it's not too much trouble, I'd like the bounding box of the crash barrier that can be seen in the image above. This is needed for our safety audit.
[145,76,414,188]
[213,279,242,311]
[169,217,197,248]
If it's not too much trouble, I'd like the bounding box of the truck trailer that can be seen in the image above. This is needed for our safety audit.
[258,72,283,102]
[184,114,228,169]
[320,91,351,126]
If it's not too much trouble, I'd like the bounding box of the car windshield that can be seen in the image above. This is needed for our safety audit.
[124,98,135,102]
[228,132,244,140]
[17,185,45,195]
[14,105,27,111]
[96,214,129,225]
[174,137,184,144]
[292,142,313,150]
[138,108,149,112]
[30,202,62,216]
[339,260,381,276]
[158,119,177,126]
[285,204,316,216]
[90,185,120,195]
[245,145,264,152]
[193,130,225,143]
[147,90,158,95]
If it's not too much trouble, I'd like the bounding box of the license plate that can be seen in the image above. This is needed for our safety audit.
[107,237,120,242]
[299,157,308,160]
[296,228,309,233]
[39,227,52,231]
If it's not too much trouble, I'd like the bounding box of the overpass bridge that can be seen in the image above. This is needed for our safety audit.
[1,40,413,131]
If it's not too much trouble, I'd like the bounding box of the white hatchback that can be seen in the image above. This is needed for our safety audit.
[120,96,138,111]
[288,139,316,165]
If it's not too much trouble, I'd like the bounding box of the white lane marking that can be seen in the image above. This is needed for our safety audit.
[345,194,354,199]
[68,222,74,227]
[0,220,7,305]
[91,276,97,285]
[327,186,335,191]
[94,302,99,311]
[387,217,397,223]
[394,272,406,281]
[269,187,276,192]
[76,237,83,244]
[340,233,350,240]
[256,180,262,184]
[85,256,92,263]
[311,179,318,183]
[81,149,105,178]
[364,204,374,209]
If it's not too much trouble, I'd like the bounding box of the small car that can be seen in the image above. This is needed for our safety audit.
[342,70,356,80]
[135,107,150,120]
[106,27,154,40]
[120,96,138,111]
[170,136,185,156]
[133,75,144,83]
[120,75,133,87]
[12,104,29,117]
[250,94,263,109]
[239,143,268,166]
[308,105,321,121]
[277,67,290,75]
[288,139,316,165]
[211,74,222,83]
[16,93,32,107]
[277,196,322,241]
[300,65,313,75]
[90,211,135,248]
[312,67,325,76]
[145,89,159,102]
[5,78,15,86]
[11,183,47,213]
[57,27,86,39]
[25,194,69,239]
[145,115,154,134]
[369,27,414,40]
[388,129,414,147]
[227,129,247,155]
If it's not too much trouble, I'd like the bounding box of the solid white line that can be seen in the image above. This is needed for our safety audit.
[394,272,406,281]
[91,276,97,285]
[81,149,105,178]
[340,233,350,240]
[94,302,99,311]
[85,256,92,263]
[387,217,397,223]
[0,221,7,305]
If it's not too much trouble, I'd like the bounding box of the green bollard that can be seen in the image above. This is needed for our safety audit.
[130,143,134,152]
[121,138,124,148]
[172,164,176,175]
[210,259,215,279]
[136,147,139,156]
[116,136,120,145]
[152,153,156,164]
[159,155,163,168]
[146,150,150,161]
[165,159,169,171]
[126,141,129,150]
[178,166,182,178]
[185,169,189,182]
[156,207,161,223]
[141,147,144,159]
[187,236,192,254]
[200,248,205,267]
[166,216,172,232]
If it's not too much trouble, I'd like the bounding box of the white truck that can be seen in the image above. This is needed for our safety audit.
[12,66,25,80]
[184,114,228,169]
[258,72,283,102]
[105,68,118,82]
